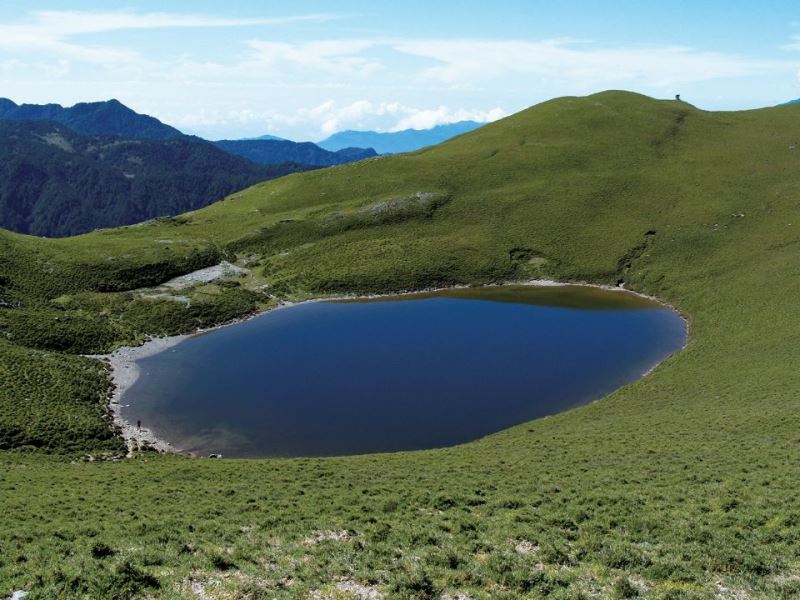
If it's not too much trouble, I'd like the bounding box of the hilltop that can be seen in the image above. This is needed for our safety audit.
[2,91,800,598]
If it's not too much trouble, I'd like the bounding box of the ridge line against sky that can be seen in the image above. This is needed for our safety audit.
[1,1,800,141]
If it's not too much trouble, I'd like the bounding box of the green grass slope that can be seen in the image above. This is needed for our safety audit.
[2,91,800,598]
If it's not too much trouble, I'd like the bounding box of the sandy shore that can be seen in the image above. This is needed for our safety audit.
[91,299,311,455]
[91,279,689,456]
[90,335,190,454]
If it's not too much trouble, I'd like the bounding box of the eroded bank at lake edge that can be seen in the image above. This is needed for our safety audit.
[111,283,686,458]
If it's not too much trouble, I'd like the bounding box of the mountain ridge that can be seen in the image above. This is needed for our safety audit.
[0,97,183,140]
[212,138,377,167]
[0,98,382,236]
[0,98,380,167]
[318,120,484,153]
[0,119,310,237]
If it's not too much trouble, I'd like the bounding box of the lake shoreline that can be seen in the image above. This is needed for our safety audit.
[94,279,689,457]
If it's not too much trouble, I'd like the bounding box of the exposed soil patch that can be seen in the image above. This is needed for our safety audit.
[162,261,247,290]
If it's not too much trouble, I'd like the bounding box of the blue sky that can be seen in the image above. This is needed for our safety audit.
[1,1,799,140]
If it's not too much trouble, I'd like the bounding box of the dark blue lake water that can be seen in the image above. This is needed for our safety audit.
[122,285,686,458]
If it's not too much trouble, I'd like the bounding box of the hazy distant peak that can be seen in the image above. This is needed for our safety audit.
[318,121,484,154]
[211,138,377,167]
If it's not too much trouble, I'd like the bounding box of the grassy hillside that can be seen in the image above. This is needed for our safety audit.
[2,91,800,598]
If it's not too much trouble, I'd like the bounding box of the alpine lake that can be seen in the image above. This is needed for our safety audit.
[122,285,686,458]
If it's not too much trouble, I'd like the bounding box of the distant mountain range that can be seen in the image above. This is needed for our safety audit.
[0,98,484,237]
[0,98,183,140]
[212,139,376,167]
[0,98,376,237]
[243,134,287,141]
[0,120,310,237]
[0,98,382,165]
[318,121,484,154]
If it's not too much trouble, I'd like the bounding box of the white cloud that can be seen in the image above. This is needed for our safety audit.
[171,99,506,139]
[311,100,385,134]
[196,36,797,103]
[390,38,792,88]
[245,40,382,76]
[0,10,337,65]
[391,106,507,131]
[0,58,27,74]
[784,35,800,51]
[30,10,335,35]
[4,16,783,87]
